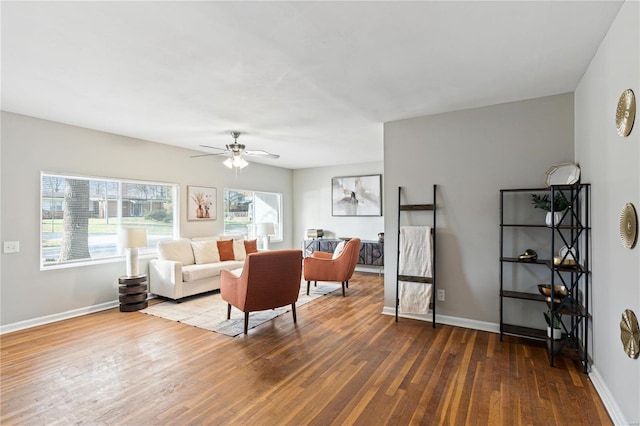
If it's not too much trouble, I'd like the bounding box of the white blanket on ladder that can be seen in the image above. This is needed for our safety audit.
[399,226,433,314]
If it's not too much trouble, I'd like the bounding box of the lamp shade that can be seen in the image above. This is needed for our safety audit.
[119,228,148,249]
[257,222,275,237]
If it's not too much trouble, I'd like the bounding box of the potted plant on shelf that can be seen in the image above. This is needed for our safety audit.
[531,193,569,226]
[544,311,562,340]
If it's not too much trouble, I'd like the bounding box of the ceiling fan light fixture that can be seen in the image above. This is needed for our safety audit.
[224,153,249,169]
[234,156,249,169]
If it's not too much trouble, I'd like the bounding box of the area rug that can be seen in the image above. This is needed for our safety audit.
[140,281,341,337]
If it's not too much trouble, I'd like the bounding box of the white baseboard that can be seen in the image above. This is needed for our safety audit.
[589,366,630,425]
[0,300,119,335]
[381,306,500,333]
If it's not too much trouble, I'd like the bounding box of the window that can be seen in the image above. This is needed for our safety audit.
[41,173,178,269]
[223,189,282,241]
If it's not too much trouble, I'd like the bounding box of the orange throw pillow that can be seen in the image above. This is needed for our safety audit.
[217,239,235,261]
[244,239,258,254]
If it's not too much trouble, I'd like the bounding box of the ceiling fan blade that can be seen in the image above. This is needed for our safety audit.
[244,150,280,159]
[194,135,279,162]
[190,153,217,158]
[199,144,228,152]
[191,152,231,158]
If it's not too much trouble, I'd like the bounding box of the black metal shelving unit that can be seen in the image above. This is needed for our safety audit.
[499,184,590,373]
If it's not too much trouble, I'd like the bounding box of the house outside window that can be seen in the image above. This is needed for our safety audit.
[223,189,282,242]
[41,173,178,269]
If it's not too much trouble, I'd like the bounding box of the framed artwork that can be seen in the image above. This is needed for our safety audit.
[332,174,382,216]
[187,185,217,221]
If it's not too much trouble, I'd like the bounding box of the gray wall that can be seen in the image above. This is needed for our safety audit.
[383,93,575,326]
[292,162,384,244]
[0,112,293,329]
[574,1,639,423]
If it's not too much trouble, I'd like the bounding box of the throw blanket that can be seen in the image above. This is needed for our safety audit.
[398,226,433,314]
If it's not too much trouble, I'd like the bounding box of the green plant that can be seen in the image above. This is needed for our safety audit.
[531,193,569,212]
[544,311,561,329]
[145,208,172,223]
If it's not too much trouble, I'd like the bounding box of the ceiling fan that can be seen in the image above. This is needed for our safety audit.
[192,131,280,169]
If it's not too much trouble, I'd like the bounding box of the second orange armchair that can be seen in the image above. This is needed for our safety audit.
[303,238,361,297]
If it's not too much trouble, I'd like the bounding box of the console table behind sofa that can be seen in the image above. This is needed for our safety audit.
[302,239,383,267]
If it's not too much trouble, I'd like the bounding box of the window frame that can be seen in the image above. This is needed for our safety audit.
[223,188,283,242]
[40,172,179,270]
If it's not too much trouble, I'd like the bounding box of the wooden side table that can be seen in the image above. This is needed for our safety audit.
[118,275,148,312]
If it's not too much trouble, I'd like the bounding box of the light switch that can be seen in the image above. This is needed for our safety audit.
[3,241,20,253]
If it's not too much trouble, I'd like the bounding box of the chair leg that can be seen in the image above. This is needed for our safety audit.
[244,312,249,335]
[341,281,346,297]
[227,303,232,320]
[291,303,297,323]
[346,280,349,288]
[307,281,311,295]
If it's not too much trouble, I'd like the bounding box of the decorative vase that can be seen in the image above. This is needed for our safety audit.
[547,326,562,340]
[545,211,564,227]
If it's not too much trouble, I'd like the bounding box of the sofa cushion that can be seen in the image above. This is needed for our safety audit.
[158,238,195,266]
[233,239,247,261]
[332,241,346,259]
[217,240,235,261]
[244,239,258,255]
[182,261,244,282]
[191,240,220,264]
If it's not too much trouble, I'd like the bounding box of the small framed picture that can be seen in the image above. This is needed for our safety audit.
[332,174,382,216]
[187,185,217,221]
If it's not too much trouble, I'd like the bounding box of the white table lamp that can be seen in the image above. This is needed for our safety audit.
[257,222,275,250]
[119,228,148,277]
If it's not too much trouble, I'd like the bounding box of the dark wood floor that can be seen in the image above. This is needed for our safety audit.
[1,272,611,425]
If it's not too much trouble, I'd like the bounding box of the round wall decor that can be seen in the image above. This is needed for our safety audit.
[620,309,640,359]
[619,203,638,249]
[616,89,636,137]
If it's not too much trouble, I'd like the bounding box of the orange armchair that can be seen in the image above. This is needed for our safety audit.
[220,249,303,335]
[303,238,361,297]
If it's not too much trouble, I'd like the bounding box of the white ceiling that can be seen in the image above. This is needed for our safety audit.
[1,1,623,169]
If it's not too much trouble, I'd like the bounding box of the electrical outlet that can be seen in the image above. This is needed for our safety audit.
[3,241,20,253]
[437,289,445,301]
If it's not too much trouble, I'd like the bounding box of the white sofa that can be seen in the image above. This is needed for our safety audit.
[149,237,250,301]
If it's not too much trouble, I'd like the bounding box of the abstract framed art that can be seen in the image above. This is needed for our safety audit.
[331,174,382,217]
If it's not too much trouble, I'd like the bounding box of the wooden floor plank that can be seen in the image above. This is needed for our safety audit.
[1,272,611,425]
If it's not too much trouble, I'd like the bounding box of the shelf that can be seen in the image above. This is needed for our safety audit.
[501,324,547,341]
[501,257,549,266]
[501,223,589,230]
[501,223,548,228]
[501,257,590,274]
[500,184,590,372]
[399,204,434,211]
[547,297,589,317]
[551,264,589,274]
[501,290,546,302]
[548,334,589,370]
[398,275,433,284]
[500,185,587,193]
